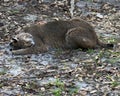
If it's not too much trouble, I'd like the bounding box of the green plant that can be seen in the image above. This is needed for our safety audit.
[111,81,120,88]
[94,50,104,63]
[52,88,62,96]
[107,38,117,43]
[0,69,6,75]
[55,49,63,57]
[86,49,94,53]
[54,79,64,88]
[68,87,78,95]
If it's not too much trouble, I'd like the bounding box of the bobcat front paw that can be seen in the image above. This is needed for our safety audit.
[11,48,35,55]
[11,49,25,55]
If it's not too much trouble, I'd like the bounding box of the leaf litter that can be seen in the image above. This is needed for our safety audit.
[0,0,120,95]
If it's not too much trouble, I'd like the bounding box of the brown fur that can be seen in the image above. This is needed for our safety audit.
[10,19,113,55]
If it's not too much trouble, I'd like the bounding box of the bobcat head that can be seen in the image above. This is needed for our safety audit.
[9,33,35,50]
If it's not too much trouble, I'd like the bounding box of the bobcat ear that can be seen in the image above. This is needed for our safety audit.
[12,38,18,43]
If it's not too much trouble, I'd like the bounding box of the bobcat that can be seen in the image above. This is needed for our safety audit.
[9,19,113,55]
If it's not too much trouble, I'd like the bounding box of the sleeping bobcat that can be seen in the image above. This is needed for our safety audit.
[9,19,113,55]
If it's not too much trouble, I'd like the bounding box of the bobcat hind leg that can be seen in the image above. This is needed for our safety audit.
[65,27,97,49]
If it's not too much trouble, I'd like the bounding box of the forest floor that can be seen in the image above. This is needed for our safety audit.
[0,0,120,96]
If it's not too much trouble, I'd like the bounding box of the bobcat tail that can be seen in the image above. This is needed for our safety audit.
[97,39,114,48]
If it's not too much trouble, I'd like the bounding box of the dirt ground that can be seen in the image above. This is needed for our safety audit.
[0,0,120,96]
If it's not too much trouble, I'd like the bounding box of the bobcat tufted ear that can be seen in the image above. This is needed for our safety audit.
[12,38,18,43]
